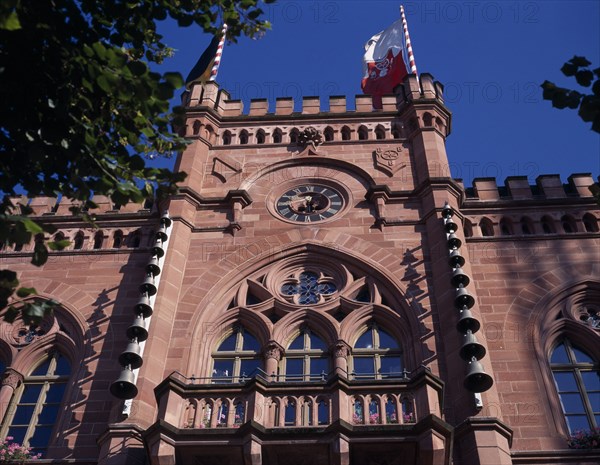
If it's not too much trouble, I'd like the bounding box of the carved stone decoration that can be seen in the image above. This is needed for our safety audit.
[212,155,242,183]
[2,368,24,389]
[297,127,323,150]
[263,341,284,361]
[373,146,407,176]
[333,340,351,358]
[2,313,58,348]
[577,306,600,330]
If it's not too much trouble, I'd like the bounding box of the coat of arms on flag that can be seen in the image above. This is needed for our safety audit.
[361,14,414,109]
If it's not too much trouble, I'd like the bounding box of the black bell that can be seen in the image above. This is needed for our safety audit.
[110,367,138,399]
[134,295,153,318]
[464,358,494,392]
[146,257,161,277]
[444,218,458,234]
[160,211,172,227]
[448,250,465,268]
[441,202,453,219]
[456,307,481,333]
[118,340,144,369]
[455,286,475,309]
[447,233,462,249]
[451,267,471,287]
[152,238,165,258]
[139,275,157,296]
[156,225,168,242]
[126,316,148,342]
[459,330,486,361]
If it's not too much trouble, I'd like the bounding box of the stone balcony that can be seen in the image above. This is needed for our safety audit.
[144,367,452,465]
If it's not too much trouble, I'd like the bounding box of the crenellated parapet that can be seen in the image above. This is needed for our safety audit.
[1,196,160,255]
[181,73,451,147]
[459,173,599,239]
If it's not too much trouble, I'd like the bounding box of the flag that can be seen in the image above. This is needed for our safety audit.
[361,19,408,107]
[185,35,221,87]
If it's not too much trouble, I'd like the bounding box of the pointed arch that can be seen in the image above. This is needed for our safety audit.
[272,308,339,347]
[324,126,334,142]
[255,129,266,144]
[357,125,368,140]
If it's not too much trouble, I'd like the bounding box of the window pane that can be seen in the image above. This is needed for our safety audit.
[242,332,260,351]
[378,330,399,349]
[566,414,591,433]
[318,401,329,425]
[217,334,237,352]
[288,335,304,350]
[285,402,296,425]
[0,360,6,376]
[553,372,578,391]
[560,393,586,413]
[38,404,60,424]
[212,360,234,380]
[355,330,373,349]
[20,384,43,403]
[12,404,35,425]
[29,425,53,449]
[380,356,403,377]
[54,355,70,376]
[45,383,66,403]
[550,343,569,364]
[6,426,27,445]
[572,346,594,364]
[240,359,261,377]
[581,371,600,392]
[309,333,326,350]
[32,359,51,376]
[310,357,329,379]
[588,392,600,413]
[354,357,375,377]
[286,358,304,380]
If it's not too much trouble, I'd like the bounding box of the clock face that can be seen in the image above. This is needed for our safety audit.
[276,185,343,223]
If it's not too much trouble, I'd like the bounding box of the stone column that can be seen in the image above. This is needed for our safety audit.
[0,368,24,420]
[263,341,283,381]
[332,340,350,377]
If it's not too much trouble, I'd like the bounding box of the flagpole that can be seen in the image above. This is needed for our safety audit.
[400,5,418,76]
[209,24,228,82]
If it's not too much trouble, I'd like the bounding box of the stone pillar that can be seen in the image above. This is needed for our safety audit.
[454,417,513,465]
[330,434,350,465]
[333,340,350,377]
[263,341,283,380]
[243,438,262,465]
[0,368,23,420]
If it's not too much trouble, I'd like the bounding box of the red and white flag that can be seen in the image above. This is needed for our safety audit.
[361,19,408,107]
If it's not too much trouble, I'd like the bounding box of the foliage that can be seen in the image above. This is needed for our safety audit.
[567,427,600,449]
[0,0,274,322]
[0,436,41,462]
[541,56,600,133]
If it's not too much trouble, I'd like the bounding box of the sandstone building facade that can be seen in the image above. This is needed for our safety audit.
[0,74,599,464]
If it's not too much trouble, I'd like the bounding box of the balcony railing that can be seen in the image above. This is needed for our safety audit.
[154,366,444,430]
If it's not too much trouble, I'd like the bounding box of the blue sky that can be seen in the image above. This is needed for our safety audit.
[159,1,600,187]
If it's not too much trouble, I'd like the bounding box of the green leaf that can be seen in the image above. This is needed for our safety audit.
[164,72,183,88]
[16,287,37,298]
[561,62,578,77]
[20,218,44,234]
[0,11,21,31]
[575,70,594,87]
[96,75,112,93]
[127,60,147,76]
[47,239,71,250]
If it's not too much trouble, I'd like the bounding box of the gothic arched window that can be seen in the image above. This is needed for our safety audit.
[1,352,71,456]
[284,329,329,381]
[212,327,261,383]
[352,325,403,380]
[550,339,599,433]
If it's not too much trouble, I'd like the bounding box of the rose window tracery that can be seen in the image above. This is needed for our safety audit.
[281,271,337,305]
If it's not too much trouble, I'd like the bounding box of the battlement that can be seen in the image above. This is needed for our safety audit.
[8,195,153,217]
[465,173,597,202]
[184,73,445,117]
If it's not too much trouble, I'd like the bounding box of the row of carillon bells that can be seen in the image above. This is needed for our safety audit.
[110,211,172,400]
[442,202,493,393]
